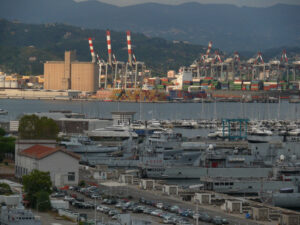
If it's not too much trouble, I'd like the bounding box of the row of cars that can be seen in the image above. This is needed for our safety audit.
[138,198,229,225]
[53,185,229,225]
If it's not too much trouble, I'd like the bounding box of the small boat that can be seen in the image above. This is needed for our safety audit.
[0,109,8,115]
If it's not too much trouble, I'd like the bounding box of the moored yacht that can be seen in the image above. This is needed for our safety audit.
[85,124,138,141]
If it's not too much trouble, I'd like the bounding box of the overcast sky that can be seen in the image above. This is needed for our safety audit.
[75,0,300,7]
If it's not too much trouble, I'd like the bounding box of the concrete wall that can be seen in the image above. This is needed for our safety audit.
[71,63,98,92]
[163,185,178,196]
[224,200,242,214]
[140,179,155,190]
[39,151,79,186]
[0,89,70,98]
[252,207,269,221]
[194,193,211,204]
[119,174,134,184]
[15,154,36,178]
[280,214,300,225]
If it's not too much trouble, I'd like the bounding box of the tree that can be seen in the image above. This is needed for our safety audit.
[36,191,51,212]
[0,183,12,195]
[18,115,59,139]
[0,128,6,136]
[23,170,52,209]
[78,180,86,187]
[0,136,15,162]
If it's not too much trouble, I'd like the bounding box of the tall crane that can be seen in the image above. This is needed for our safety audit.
[125,30,145,89]
[88,38,104,88]
[253,52,266,80]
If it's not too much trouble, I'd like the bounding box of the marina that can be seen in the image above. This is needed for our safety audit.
[4,101,296,211]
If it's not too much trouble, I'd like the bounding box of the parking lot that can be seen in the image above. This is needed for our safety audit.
[50,183,266,225]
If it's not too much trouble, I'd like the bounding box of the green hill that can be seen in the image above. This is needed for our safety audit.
[0,19,207,76]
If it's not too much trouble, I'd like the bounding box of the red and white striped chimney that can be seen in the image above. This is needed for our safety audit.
[205,41,213,58]
[88,37,96,63]
[127,31,133,65]
[106,30,112,65]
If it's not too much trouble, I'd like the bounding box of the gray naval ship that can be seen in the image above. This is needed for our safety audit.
[272,185,300,209]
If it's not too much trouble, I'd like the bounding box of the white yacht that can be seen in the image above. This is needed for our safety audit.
[249,126,273,136]
[288,128,300,136]
[85,125,138,141]
[208,127,229,139]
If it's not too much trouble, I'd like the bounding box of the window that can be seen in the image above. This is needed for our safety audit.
[68,172,75,181]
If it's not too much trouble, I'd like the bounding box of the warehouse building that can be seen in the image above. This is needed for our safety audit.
[44,51,98,92]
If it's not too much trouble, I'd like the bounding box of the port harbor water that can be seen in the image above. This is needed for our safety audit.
[1,99,300,121]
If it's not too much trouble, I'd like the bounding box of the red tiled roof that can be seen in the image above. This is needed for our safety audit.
[19,145,80,160]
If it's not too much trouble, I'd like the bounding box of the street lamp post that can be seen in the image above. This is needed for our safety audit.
[94,196,97,224]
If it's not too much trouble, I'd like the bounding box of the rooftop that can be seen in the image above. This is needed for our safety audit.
[19,145,80,160]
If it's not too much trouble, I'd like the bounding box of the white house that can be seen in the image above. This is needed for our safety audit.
[15,144,80,187]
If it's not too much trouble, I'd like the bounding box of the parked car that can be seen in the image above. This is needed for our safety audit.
[222,218,229,224]
[64,196,74,202]
[75,197,84,202]
[200,213,212,223]
[212,216,223,225]
[151,209,163,217]
[163,217,173,224]
[133,205,144,213]
[156,202,164,209]
[91,193,101,199]
[51,192,65,198]
[108,209,119,216]
[170,205,180,213]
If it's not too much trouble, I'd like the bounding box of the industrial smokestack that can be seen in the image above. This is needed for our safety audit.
[127,31,133,65]
[106,30,112,65]
[88,38,96,63]
[205,41,213,58]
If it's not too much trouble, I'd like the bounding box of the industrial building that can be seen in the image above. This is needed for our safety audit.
[44,51,98,92]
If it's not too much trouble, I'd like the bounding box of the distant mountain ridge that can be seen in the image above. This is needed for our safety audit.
[0,0,299,51]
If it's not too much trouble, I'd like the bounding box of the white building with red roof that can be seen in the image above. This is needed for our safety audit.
[15,140,80,187]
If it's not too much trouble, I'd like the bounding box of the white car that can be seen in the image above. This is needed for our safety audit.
[96,205,105,211]
[156,202,163,209]
[151,209,163,216]
[64,196,74,202]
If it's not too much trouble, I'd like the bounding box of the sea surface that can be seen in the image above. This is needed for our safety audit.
[0,99,300,122]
